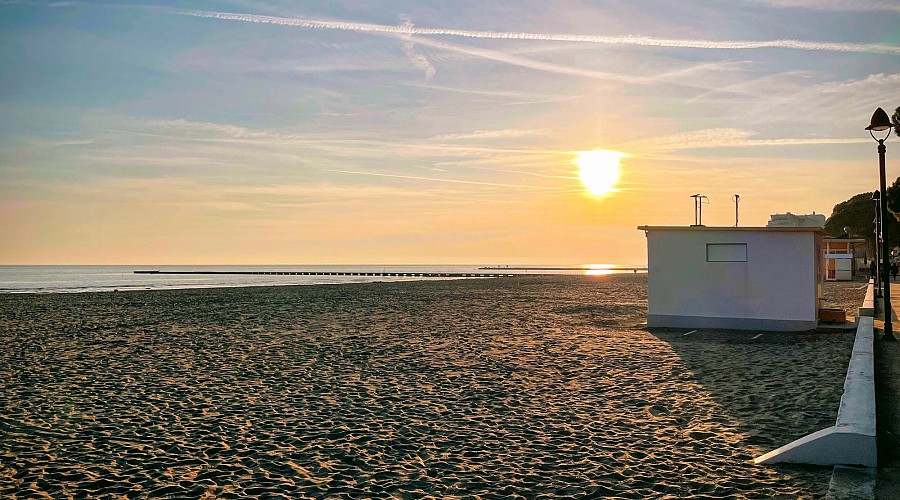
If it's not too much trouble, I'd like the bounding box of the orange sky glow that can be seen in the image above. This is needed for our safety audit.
[1,2,897,265]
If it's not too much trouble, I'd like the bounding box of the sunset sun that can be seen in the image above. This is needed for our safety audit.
[576,150,624,196]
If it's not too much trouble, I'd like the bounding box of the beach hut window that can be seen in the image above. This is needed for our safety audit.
[707,243,747,262]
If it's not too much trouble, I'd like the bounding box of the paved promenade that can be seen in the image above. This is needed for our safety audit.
[874,282,900,497]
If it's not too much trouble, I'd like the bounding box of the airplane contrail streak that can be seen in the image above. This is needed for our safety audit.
[177,9,900,55]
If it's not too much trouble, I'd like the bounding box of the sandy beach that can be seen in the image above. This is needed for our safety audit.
[0,275,864,498]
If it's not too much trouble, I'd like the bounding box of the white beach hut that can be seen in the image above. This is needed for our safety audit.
[638,226,825,331]
[822,237,866,281]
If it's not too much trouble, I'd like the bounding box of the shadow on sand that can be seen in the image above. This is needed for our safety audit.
[646,327,855,465]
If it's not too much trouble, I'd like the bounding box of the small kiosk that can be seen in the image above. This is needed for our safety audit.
[823,238,866,281]
[638,225,825,331]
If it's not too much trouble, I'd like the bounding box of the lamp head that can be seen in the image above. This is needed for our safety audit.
[873,190,881,200]
[867,107,892,131]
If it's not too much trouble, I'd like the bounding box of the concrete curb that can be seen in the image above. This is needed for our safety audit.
[858,279,875,318]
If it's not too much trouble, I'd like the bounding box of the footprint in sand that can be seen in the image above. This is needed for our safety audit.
[646,405,669,418]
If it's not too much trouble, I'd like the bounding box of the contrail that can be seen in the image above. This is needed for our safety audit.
[403,35,652,84]
[177,9,900,55]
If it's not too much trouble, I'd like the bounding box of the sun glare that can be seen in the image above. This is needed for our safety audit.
[576,150,624,196]
[585,263,615,276]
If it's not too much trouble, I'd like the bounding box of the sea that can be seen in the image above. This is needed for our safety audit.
[0,265,644,294]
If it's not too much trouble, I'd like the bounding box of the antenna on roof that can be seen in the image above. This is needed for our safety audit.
[733,194,740,227]
[690,194,709,226]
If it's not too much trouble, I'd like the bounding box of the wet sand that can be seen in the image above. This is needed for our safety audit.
[0,276,862,498]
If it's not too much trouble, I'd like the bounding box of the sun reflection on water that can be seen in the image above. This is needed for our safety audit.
[585,263,615,276]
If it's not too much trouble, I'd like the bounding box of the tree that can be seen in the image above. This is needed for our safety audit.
[887,107,900,219]
[888,175,900,221]
[825,191,900,255]
[893,106,900,136]
[830,105,900,257]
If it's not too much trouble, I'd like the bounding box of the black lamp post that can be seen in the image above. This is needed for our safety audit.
[867,107,896,340]
[873,190,882,296]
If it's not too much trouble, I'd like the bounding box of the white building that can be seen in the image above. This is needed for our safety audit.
[766,212,826,228]
[638,226,824,331]
[823,238,866,281]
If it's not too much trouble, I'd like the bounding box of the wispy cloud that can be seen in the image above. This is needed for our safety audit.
[655,61,751,81]
[328,169,563,190]
[176,9,900,55]
[147,118,280,139]
[745,0,900,12]
[399,15,436,80]
[20,138,95,148]
[469,167,578,181]
[403,82,577,102]
[724,72,900,129]
[137,118,563,158]
[617,128,868,152]
[428,129,551,141]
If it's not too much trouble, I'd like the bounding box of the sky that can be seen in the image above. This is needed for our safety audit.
[1,0,899,265]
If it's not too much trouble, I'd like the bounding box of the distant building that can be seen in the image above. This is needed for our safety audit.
[766,212,826,228]
[638,225,825,331]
